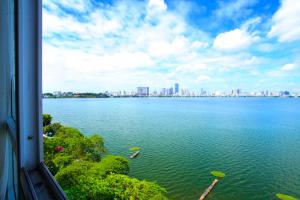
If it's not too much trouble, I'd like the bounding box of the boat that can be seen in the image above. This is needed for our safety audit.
[129,151,140,159]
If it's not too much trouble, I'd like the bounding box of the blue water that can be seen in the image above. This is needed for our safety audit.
[43,97,300,200]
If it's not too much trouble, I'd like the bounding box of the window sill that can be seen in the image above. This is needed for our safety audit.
[20,162,67,200]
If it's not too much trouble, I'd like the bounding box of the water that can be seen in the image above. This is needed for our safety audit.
[43,97,300,200]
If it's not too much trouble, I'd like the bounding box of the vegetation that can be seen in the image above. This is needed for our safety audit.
[74,93,109,98]
[44,122,63,136]
[43,114,168,200]
[43,92,109,98]
[43,113,53,126]
[276,194,298,200]
[211,171,226,178]
[129,147,141,151]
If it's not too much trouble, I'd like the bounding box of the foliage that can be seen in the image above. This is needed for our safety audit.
[43,114,168,200]
[44,122,63,136]
[43,114,52,126]
[104,174,168,200]
[73,93,109,98]
[211,171,226,178]
[129,146,141,151]
[44,127,106,175]
[55,163,167,200]
[93,155,129,177]
[276,194,298,200]
[85,135,105,162]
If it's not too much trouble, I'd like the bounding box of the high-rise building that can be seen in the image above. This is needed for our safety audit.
[201,88,204,96]
[167,87,173,95]
[175,83,179,94]
[137,87,149,96]
[53,91,62,97]
[265,90,269,96]
[160,88,167,96]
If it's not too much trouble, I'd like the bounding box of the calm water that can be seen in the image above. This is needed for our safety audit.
[43,98,300,200]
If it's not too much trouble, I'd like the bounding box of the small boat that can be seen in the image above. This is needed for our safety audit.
[129,151,140,159]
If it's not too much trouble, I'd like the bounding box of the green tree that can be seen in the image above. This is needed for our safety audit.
[43,114,52,126]
[105,174,168,200]
[93,155,129,177]
[55,162,167,200]
[43,114,168,200]
[44,122,63,136]
[85,135,106,162]
[44,127,106,174]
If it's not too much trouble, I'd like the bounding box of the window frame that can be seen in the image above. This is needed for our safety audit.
[17,0,43,169]
[2,0,67,199]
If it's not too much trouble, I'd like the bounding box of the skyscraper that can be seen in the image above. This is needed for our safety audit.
[160,88,167,96]
[175,83,179,94]
[167,87,173,95]
[137,87,149,96]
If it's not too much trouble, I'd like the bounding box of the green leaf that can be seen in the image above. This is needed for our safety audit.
[211,171,225,178]
[276,193,298,200]
[129,146,141,151]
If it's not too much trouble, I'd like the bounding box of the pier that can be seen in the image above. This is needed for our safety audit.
[129,151,140,159]
[199,179,219,200]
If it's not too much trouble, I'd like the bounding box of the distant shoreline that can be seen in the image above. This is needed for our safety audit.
[43,96,299,99]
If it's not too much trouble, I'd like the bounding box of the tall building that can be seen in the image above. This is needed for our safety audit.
[175,83,179,94]
[160,88,167,96]
[137,87,149,96]
[53,91,62,97]
[167,87,173,95]
[201,88,204,96]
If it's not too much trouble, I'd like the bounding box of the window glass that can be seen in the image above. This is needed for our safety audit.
[0,0,19,199]
[10,0,16,122]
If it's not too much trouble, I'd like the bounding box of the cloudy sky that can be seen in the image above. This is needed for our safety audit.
[43,0,300,93]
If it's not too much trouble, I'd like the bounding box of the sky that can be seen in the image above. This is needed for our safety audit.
[43,0,300,93]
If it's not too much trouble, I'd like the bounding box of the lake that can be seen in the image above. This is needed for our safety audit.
[43,97,300,200]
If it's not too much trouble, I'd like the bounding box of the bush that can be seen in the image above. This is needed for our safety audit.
[44,122,63,136]
[43,114,52,126]
[43,114,168,200]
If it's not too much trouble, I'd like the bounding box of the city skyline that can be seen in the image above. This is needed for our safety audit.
[45,82,299,98]
[43,0,300,93]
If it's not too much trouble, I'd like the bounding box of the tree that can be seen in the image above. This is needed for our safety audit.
[43,114,168,200]
[44,122,63,136]
[104,174,168,200]
[55,162,167,200]
[93,155,129,177]
[85,135,106,162]
[43,114,52,126]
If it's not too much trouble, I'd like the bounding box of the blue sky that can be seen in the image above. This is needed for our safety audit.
[43,0,300,93]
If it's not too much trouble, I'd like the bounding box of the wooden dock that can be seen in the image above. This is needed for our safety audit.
[199,179,219,200]
[129,151,140,159]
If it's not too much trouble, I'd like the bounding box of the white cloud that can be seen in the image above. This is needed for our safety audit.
[268,0,300,42]
[148,0,167,12]
[44,0,89,12]
[213,17,260,51]
[241,17,261,31]
[256,43,275,53]
[42,0,297,92]
[148,36,188,58]
[196,75,211,82]
[214,0,258,19]
[213,29,253,51]
[146,0,167,19]
[281,63,296,71]
[191,41,209,49]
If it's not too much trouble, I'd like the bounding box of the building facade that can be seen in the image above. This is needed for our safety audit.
[137,87,149,96]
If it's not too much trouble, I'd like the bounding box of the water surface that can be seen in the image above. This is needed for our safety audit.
[43,97,300,200]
